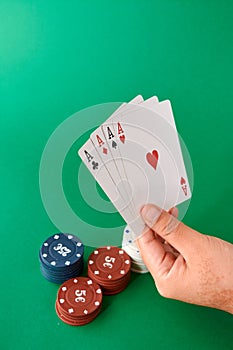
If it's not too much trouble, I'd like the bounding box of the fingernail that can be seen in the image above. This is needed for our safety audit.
[141,205,161,226]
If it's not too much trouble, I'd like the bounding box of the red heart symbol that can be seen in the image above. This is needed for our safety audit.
[180,177,186,185]
[146,150,159,170]
[119,135,125,143]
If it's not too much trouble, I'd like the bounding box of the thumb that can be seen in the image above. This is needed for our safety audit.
[140,204,200,256]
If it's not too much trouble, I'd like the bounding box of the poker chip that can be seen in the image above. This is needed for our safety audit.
[39,233,84,284]
[122,225,149,274]
[55,277,102,325]
[87,246,131,295]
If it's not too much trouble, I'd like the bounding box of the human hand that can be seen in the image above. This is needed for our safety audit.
[137,204,233,314]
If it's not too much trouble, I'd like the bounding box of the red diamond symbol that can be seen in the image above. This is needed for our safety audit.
[103,147,108,154]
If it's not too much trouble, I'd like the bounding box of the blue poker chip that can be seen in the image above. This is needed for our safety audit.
[40,260,84,276]
[40,266,83,279]
[40,261,84,284]
[39,233,84,284]
[39,233,84,268]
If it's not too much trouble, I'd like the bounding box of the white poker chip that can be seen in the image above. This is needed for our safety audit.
[122,245,143,263]
[122,225,149,274]
[131,267,149,274]
[131,260,148,272]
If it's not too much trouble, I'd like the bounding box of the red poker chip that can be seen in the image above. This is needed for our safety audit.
[56,277,102,319]
[88,266,130,284]
[88,268,130,288]
[56,301,101,326]
[101,283,130,295]
[103,284,129,295]
[87,246,131,295]
[88,246,131,282]
[88,274,130,294]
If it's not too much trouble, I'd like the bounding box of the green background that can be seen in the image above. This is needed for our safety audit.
[1,1,233,349]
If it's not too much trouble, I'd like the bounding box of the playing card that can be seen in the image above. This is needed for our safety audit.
[108,104,191,235]
[90,95,144,218]
[78,140,142,234]
[100,96,159,214]
[78,94,191,238]
[143,98,175,127]
[142,99,190,202]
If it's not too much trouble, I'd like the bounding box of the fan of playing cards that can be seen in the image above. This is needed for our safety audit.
[78,95,191,238]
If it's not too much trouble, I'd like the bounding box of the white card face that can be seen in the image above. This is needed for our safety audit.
[90,96,145,217]
[78,140,142,233]
[109,105,191,235]
[100,96,159,212]
[81,95,145,229]
[105,94,144,120]
[140,95,159,107]
[89,126,131,208]
[142,99,190,205]
[143,98,175,127]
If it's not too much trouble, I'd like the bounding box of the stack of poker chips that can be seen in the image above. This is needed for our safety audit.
[122,225,149,274]
[87,246,131,295]
[55,277,102,326]
[39,233,84,284]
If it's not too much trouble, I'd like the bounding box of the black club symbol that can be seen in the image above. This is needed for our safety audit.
[92,161,98,170]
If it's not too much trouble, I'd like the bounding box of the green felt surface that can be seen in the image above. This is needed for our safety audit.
[1,1,233,349]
